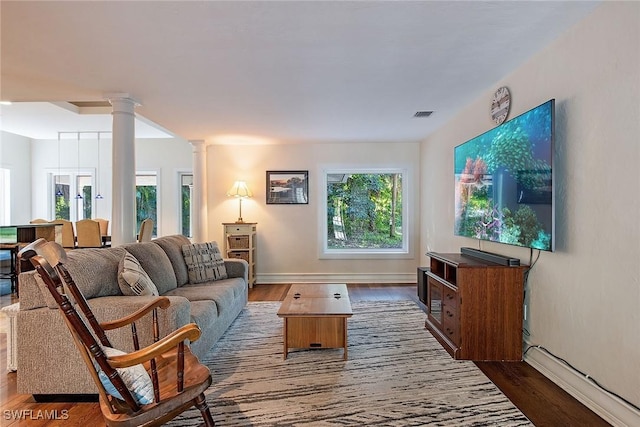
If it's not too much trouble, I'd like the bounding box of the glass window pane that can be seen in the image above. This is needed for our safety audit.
[326,172,403,251]
[76,175,92,220]
[136,174,157,237]
[54,174,71,220]
[180,174,192,238]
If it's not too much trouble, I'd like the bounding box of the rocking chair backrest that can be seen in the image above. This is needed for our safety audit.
[19,239,142,412]
[20,239,216,427]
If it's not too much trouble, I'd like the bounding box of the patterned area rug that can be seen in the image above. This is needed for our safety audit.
[169,301,532,426]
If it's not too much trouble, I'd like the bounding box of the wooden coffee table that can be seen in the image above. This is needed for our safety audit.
[277,284,353,360]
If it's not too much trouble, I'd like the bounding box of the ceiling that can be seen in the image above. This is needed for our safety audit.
[1,1,600,144]
[0,101,175,140]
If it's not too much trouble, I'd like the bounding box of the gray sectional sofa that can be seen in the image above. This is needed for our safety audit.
[16,234,248,397]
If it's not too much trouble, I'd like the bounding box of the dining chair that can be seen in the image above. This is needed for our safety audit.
[94,218,110,237]
[30,218,49,224]
[19,239,216,427]
[49,219,76,249]
[138,218,153,243]
[76,219,105,248]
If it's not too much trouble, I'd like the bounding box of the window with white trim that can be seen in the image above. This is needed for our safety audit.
[136,173,157,237]
[52,172,93,221]
[321,169,408,258]
[180,173,193,238]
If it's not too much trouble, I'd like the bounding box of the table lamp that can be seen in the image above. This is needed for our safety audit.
[227,181,252,223]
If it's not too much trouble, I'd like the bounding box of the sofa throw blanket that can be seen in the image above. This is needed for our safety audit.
[182,242,228,284]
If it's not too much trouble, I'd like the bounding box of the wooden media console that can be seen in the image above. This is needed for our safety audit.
[424,252,528,361]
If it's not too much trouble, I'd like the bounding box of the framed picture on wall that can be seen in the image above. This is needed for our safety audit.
[266,170,309,204]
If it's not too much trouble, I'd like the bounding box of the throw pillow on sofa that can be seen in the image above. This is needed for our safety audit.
[95,346,154,405]
[182,242,228,284]
[117,251,159,296]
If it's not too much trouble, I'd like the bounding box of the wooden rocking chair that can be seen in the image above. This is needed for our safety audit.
[19,239,216,427]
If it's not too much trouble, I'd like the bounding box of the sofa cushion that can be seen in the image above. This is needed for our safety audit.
[121,242,177,295]
[117,251,159,296]
[64,247,127,299]
[33,272,76,309]
[182,242,228,284]
[164,281,238,316]
[188,300,218,331]
[153,235,191,286]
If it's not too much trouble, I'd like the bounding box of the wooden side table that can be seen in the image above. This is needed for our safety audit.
[1,302,19,371]
[222,223,257,287]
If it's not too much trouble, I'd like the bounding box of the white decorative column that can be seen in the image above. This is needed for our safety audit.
[106,93,139,246]
[190,140,207,243]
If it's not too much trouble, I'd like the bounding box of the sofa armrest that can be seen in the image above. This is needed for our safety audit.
[224,258,248,282]
[17,271,49,310]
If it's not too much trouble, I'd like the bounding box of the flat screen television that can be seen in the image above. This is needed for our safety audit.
[454,99,555,251]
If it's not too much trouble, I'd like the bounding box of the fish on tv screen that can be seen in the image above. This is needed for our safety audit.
[454,99,555,251]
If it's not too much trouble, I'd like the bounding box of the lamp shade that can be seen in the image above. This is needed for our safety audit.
[227,181,252,198]
[227,181,252,223]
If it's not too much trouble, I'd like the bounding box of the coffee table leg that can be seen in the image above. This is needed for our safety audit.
[283,318,289,360]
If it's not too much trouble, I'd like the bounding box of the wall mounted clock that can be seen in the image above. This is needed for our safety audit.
[491,86,511,125]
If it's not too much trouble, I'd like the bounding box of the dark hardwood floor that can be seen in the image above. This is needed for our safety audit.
[0,284,610,426]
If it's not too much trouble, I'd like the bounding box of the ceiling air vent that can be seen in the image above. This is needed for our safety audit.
[413,111,433,118]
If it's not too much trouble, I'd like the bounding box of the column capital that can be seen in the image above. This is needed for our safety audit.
[103,92,141,108]
[189,139,207,148]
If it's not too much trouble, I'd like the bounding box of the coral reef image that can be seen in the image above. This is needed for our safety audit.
[454,100,554,251]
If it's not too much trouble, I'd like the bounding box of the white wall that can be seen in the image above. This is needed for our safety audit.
[29,136,192,236]
[25,133,421,284]
[136,138,193,236]
[420,2,639,423]
[205,141,420,283]
[0,131,32,225]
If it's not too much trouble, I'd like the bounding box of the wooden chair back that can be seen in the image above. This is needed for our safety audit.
[94,218,110,237]
[49,219,76,249]
[19,239,216,427]
[76,219,103,248]
[29,218,48,224]
[138,218,153,242]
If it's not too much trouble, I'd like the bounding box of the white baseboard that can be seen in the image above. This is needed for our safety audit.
[524,342,640,427]
[256,272,416,284]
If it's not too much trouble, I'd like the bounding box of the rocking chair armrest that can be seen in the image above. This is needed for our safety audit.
[100,297,171,331]
[106,323,202,368]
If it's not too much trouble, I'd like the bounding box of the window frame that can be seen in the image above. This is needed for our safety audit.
[178,171,193,238]
[49,169,95,221]
[136,171,159,238]
[318,167,411,259]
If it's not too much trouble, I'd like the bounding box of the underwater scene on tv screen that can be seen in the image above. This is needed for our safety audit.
[454,99,554,251]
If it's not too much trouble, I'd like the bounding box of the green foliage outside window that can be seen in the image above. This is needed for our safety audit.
[327,173,402,249]
[82,185,92,219]
[136,185,157,236]
[55,184,70,220]
[181,185,191,237]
